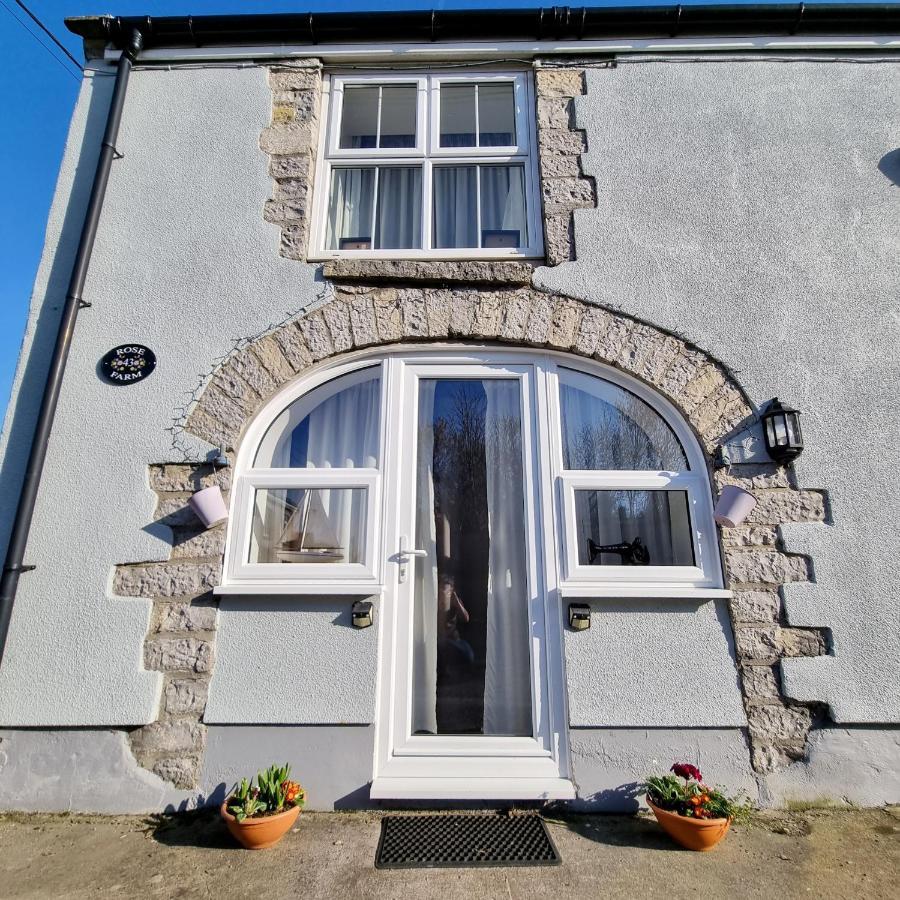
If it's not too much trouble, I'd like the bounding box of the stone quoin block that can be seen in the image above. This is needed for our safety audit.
[151,757,202,790]
[129,720,206,756]
[144,637,214,674]
[113,561,220,599]
[148,464,231,494]
[164,679,210,717]
[535,67,586,97]
[156,603,218,634]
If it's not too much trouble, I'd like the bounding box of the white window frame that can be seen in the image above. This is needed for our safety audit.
[309,70,544,261]
[217,348,727,604]
[216,360,387,595]
[546,364,726,598]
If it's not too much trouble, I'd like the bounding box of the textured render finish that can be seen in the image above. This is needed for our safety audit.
[0,65,324,725]
[0,730,192,813]
[201,725,376,810]
[567,728,756,811]
[205,597,378,724]
[761,727,900,807]
[535,60,900,723]
[564,601,746,727]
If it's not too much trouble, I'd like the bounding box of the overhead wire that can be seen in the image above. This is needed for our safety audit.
[12,0,82,70]
[0,0,82,82]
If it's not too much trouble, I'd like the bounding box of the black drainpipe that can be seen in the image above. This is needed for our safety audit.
[0,28,143,664]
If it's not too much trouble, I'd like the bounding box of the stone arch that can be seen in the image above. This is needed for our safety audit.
[119,286,828,788]
[187,286,753,456]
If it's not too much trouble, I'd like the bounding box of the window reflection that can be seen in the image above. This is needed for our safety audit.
[560,372,688,470]
[575,490,695,567]
[412,379,533,737]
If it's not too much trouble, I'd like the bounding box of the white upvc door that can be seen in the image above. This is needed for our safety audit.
[371,352,573,800]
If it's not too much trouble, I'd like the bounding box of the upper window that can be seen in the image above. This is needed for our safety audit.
[311,72,542,260]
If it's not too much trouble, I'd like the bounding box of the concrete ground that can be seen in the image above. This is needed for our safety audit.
[1,807,898,900]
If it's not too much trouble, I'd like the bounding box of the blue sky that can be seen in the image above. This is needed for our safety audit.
[0,0,878,423]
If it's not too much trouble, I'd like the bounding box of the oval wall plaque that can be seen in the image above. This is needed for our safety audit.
[99,344,157,385]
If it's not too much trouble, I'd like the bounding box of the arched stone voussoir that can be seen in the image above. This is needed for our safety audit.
[184,286,755,454]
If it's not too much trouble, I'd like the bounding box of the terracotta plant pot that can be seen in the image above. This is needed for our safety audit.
[646,798,732,851]
[220,802,300,850]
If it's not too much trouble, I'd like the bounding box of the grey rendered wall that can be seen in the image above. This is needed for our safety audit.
[0,64,327,726]
[536,57,900,725]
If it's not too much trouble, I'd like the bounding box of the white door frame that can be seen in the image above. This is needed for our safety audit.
[371,349,574,800]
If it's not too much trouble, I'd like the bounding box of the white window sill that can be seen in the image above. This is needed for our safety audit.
[558,585,732,600]
[214,583,383,596]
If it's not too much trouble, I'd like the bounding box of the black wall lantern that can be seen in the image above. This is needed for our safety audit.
[761,398,804,464]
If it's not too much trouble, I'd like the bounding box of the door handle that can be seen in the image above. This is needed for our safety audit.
[397,535,428,583]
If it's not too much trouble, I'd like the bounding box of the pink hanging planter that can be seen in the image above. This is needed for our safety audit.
[714,485,757,528]
[188,485,228,529]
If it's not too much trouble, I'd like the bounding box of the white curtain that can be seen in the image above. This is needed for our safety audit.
[480,166,526,246]
[253,377,379,565]
[433,167,476,248]
[303,380,379,563]
[326,168,374,249]
[433,165,526,249]
[411,381,439,735]
[328,167,421,250]
[482,380,532,736]
[375,168,422,249]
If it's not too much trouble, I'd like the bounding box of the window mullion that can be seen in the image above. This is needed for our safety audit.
[474,82,480,149]
[423,158,432,252]
[376,85,383,149]
[475,163,482,249]
[370,166,380,250]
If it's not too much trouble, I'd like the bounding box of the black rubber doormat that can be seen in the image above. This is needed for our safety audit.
[375,813,561,869]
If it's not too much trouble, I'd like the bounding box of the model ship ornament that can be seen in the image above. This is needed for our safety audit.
[588,536,650,566]
[276,491,345,563]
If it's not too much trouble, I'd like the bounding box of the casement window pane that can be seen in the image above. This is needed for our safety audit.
[379,85,417,148]
[439,84,477,148]
[480,165,526,249]
[433,166,477,248]
[574,490,695,567]
[339,86,379,149]
[559,375,688,470]
[375,167,422,249]
[478,83,516,146]
[326,168,375,250]
[249,488,367,565]
[255,371,381,468]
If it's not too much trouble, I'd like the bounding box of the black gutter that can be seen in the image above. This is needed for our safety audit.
[0,29,144,665]
[66,4,900,49]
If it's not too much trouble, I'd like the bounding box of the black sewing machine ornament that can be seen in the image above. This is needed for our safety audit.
[587,536,650,566]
